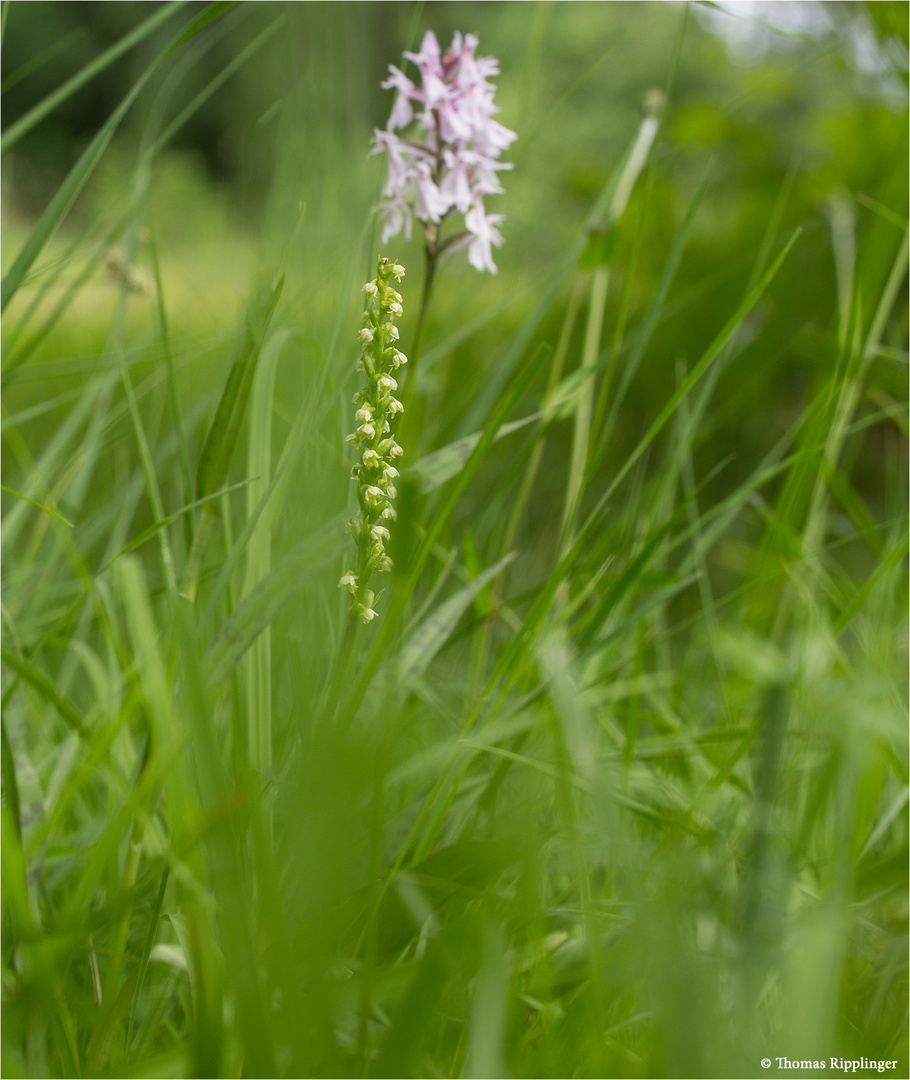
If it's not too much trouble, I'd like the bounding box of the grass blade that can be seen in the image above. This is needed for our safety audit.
[0,1,187,152]
[1,2,231,312]
[399,552,517,684]
[195,275,285,500]
[1,485,73,527]
[1,647,89,738]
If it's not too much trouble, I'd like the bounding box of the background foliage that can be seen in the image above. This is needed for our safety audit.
[2,3,907,1078]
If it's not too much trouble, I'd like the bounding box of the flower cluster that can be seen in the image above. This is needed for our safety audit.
[372,30,516,274]
[339,258,408,624]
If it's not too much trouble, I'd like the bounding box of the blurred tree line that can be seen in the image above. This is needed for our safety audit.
[3,2,905,199]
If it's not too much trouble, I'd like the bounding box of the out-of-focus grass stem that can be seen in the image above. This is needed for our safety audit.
[560,264,610,551]
[244,336,281,786]
[472,277,584,694]
[103,821,144,1006]
[148,230,193,551]
[803,226,908,558]
[112,270,176,593]
[560,109,660,554]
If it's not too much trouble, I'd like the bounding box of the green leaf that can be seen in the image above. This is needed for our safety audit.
[165,0,235,54]
[195,275,285,500]
[835,528,909,635]
[95,480,252,576]
[461,738,713,837]
[407,412,543,494]
[463,531,492,619]
[0,718,22,842]
[461,120,653,432]
[126,869,169,1051]
[206,523,339,684]
[84,970,139,1076]
[593,172,709,463]
[413,345,550,584]
[1,485,73,527]
[399,552,517,684]
[577,519,675,648]
[149,13,281,159]
[1,647,89,737]
[464,921,510,1079]
[592,227,802,513]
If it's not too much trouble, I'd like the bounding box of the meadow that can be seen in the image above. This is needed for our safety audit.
[1,3,908,1078]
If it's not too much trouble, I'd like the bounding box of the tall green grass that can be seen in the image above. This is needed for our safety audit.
[2,3,907,1078]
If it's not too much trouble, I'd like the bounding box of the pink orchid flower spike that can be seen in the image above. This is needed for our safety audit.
[371,30,515,273]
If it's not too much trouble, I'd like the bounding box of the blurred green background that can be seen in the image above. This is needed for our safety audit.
[2,4,907,1078]
[3,0,907,552]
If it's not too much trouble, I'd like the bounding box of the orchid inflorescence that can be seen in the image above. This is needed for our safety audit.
[339,258,407,624]
[372,30,516,274]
